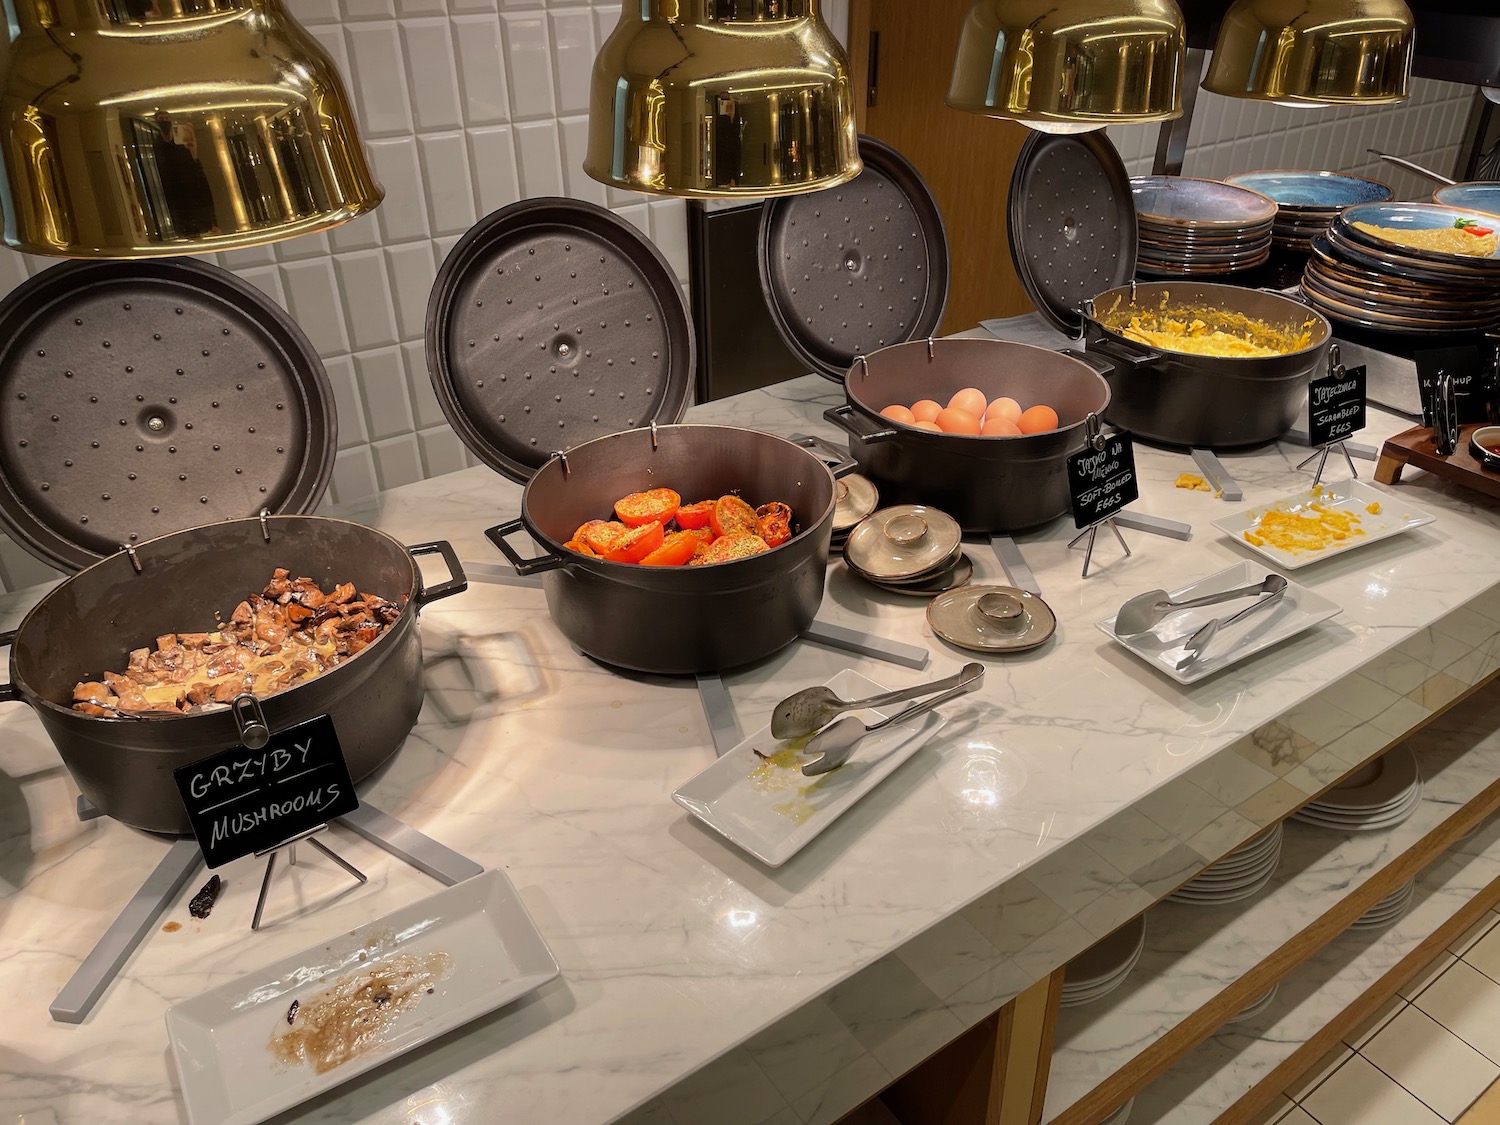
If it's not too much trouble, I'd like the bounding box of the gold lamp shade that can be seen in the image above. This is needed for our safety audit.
[584,0,860,198]
[947,0,1186,132]
[1202,0,1415,105]
[0,0,382,258]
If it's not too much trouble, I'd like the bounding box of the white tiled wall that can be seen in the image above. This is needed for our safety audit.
[0,23,1479,590]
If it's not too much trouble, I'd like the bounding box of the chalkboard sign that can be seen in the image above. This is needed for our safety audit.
[173,714,358,869]
[1308,364,1367,447]
[1068,433,1139,529]
[1416,345,1495,427]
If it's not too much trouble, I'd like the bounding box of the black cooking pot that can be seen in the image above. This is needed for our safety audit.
[487,424,836,675]
[1082,281,1332,448]
[823,338,1112,533]
[0,517,466,834]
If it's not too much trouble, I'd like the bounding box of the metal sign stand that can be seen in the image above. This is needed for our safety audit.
[251,823,367,931]
[1068,517,1132,578]
[1296,440,1359,488]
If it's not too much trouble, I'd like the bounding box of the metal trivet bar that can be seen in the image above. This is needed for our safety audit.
[1114,511,1192,541]
[990,536,1040,596]
[697,673,743,758]
[803,619,930,669]
[251,824,367,931]
[462,559,546,589]
[1190,449,1244,502]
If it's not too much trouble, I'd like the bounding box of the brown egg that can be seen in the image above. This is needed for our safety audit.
[910,399,943,423]
[980,414,1022,436]
[1018,404,1059,434]
[911,419,942,432]
[947,387,988,417]
[986,396,1023,425]
[935,407,981,435]
[880,404,916,425]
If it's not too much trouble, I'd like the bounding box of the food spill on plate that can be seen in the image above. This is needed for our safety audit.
[270,950,453,1073]
[1241,487,1368,552]
[750,735,831,824]
[71,570,402,717]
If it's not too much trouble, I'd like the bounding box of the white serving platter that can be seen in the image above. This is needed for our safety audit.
[1212,479,1435,570]
[1097,561,1341,685]
[672,668,950,867]
[166,869,559,1125]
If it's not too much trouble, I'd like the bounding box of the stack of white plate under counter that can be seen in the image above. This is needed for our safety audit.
[1351,878,1418,930]
[1061,916,1146,1008]
[1292,745,1423,832]
[1166,823,1284,905]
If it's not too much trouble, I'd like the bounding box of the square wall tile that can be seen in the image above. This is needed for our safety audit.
[354,347,416,439]
[345,23,415,136]
[469,125,522,215]
[279,259,350,356]
[330,445,380,505]
[548,9,594,115]
[514,120,565,197]
[369,137,430,243]
[334,251,400,351]
[401,19,464,131]
[418,132,479,236]
[372,433,425,489]
[385,241,438,340]
[417,426,468,477]
[453,15,511,125]
[503,12,556,120]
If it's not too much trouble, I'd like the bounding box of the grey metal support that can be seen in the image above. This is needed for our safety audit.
[1153,48,1207,176]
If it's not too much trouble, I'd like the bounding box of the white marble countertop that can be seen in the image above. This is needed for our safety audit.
[4,319,1500,1125]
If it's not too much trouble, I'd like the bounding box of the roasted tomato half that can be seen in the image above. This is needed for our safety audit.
[640,530,699,566]
[614,488,681,527]
[577,519,631,554]
[755,501,793,547]
[674,500,715,529]
[696,532,770,565]
[602,521,664,563]
[709,495,758,538]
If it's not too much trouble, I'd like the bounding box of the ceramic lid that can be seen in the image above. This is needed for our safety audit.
[0,258,335,572]
[758,135,949,381]
[831,474,880,531]
[842,504,962,581]
[864,552,973,596]
[425,198,694,484]
[926,584,1057,653]
[1007,131,1137,336]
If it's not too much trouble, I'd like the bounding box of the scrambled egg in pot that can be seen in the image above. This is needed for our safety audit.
[1100,292,1315,359]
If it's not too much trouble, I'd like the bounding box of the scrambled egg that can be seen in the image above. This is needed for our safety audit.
[1123,318,1285,358]
[1243,498,1366,552]
[1353,221,1498,258]
[1366,501,1382,515]
[1102,291,1315,358]
[1175,473,1214,492]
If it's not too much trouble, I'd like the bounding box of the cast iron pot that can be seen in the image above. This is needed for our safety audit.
[0,517,466,834]
[1082,281,1333,448]
[823,337,1112,533]
[487,424,837,675]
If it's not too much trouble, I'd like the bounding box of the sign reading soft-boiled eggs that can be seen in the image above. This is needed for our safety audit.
[880,388,1059,436]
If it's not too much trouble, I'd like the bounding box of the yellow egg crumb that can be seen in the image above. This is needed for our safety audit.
[1175,473,1213,492]
[1242,501,1366,553]
[1366,501,1381,515]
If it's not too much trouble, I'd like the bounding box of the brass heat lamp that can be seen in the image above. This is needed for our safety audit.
[0,0,383,258]
[1202,0,1415,105]
[584,0,861,198]
[947,0,1186,133]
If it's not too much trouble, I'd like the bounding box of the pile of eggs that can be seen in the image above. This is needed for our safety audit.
[880,388,1059,436]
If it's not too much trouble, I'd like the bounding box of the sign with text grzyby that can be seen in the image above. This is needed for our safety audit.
[1307,363,1367,447]
[1068,433,1139,529]
[173,714,358,869]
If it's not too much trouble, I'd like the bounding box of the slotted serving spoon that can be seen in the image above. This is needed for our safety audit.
[801,665,985,777]
[1113,573,1284,637]
[772,662,985,740]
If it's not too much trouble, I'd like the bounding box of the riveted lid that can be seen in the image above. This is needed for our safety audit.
[0,258,335,573]
[425,198,693,484]
[758,136,949,381]
[1008,131,1137,336]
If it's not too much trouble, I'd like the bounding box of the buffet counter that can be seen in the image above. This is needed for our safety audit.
[4,319,1500,1125]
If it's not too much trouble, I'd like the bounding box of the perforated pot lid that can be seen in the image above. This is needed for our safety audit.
[426,198,693,484]
[1008,132,1138,336]
[759,135,949,381]
[0,258,335,573]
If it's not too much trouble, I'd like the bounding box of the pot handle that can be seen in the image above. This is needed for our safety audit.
[408,541,468,606]
[823,404,900,446]
[1073,337,1162,373]
[486,518,567,576]
[1057,347,1117,379]
[790,433,861,479]
[0,629,15,704]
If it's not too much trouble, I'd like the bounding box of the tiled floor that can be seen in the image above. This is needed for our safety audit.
[1270,911,1500,1125]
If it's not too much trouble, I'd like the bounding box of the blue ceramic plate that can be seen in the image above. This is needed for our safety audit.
[1337,202,1500,264]
[1130,177,1277,228]
[1224,170,1392,210]
[1433,182,1500,217]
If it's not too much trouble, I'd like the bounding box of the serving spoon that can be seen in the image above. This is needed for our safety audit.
[1113,573,1284,637]
[801,668,985,777]
[772,662,984,740]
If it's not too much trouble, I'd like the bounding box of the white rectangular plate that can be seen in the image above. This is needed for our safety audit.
[1212,478,1435,570]
[166,869,559,1125]
[673,669,948,867]
[1097,561,1341,685]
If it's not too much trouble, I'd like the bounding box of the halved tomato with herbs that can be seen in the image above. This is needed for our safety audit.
[698,532,770,565]
[577,519,631,554]
[562,539,599,557]
[602,521,664,563]
[614,488,681,527]
[755,501,793,547]
[640,530,699,566]
[709,495,758,538]
[674,499,716,529]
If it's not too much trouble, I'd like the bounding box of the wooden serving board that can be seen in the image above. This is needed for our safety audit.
[1375,424,1500,500]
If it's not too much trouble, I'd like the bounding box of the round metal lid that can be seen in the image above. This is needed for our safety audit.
[1007,131,1137,336]
[426,198,693,485]
[759,135,949,381]
[0,258,335,573]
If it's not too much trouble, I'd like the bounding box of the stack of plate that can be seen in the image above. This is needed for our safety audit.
[1292,745,1422,831]
[1351,878,1417,930]
[1167,823,1283,905]
[1131,176,1277,277]
[1226,983,1279,1024]
[1223,170,1392,254]
[1102,1098,1135,1125]
[830,474,879,555]
[842,504,973,595]
[1434,182,1500,216]
[1302,202,1500,337]
[1062,916,1146,1008]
